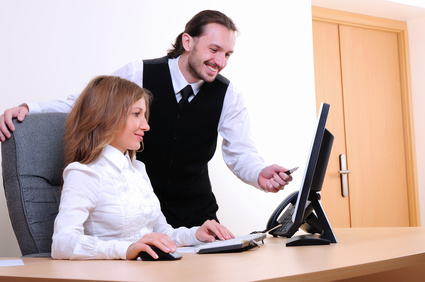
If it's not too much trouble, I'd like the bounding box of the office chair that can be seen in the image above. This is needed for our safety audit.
[1,113,67,257]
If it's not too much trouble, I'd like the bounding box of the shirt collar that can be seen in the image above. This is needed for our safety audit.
[102,145,132,171]
[168,56,203,95]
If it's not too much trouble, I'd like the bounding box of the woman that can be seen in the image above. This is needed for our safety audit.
[51,76,233,260]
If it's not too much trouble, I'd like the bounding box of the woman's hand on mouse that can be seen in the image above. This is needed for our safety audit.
[126,232,176,260]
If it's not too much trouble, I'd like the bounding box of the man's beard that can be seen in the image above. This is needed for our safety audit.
[187,50,218,83]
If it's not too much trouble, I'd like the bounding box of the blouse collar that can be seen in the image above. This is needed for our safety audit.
[102,145,132,171]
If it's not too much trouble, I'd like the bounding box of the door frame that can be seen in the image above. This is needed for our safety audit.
[312,6,419,226]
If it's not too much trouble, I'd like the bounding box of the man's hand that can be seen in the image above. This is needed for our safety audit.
[0,104,29,142]
[196,219,235,242]
[258,164,293,193]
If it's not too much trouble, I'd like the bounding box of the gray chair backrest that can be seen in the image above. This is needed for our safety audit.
[1,113,67,257]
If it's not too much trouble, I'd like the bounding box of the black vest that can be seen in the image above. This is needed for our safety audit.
[137,56,229,228]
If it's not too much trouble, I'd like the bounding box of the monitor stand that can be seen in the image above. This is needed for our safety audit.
[286,192,338,246]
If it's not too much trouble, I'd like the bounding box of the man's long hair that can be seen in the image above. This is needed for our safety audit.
[167,10,238,58]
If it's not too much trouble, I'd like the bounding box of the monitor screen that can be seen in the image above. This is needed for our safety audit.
[266,102,337,246]
[292,102,332,223]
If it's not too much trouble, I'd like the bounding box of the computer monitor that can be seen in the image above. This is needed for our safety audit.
[266,102,337,246]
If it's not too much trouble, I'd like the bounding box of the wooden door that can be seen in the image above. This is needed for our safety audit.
[312,21,351,227]
[312,8,419,227]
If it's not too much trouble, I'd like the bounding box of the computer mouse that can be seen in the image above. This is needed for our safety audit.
[138,245,182,261]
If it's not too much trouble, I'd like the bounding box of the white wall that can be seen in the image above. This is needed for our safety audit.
[0,0,316,256]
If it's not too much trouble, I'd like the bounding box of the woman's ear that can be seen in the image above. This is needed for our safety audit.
[182,33,193,52]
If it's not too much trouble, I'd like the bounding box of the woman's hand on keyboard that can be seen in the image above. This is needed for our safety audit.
[196,220,235,242]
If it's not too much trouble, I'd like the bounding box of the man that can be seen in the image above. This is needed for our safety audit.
[0,10,292,228]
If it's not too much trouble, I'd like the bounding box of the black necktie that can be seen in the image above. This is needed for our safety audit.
[178,85,193,112]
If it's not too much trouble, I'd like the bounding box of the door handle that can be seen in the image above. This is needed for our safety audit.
[339,154,350,197]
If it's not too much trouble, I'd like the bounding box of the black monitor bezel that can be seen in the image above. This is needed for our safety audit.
[292,103,330,224]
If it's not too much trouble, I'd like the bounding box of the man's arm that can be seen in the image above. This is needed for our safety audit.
[0,95,77,142]
[219,83,292,193]
[0,60,144,142]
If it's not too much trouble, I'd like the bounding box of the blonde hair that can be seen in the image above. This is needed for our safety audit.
[64,75,152,167]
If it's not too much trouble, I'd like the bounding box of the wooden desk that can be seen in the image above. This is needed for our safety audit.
[1,228,425,282]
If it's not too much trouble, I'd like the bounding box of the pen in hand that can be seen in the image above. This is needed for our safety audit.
[285,167,299,175]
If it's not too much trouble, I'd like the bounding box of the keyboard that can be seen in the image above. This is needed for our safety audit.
[195,233,267,254]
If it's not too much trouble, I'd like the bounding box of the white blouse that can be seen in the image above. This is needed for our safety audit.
[51,145,200,260]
